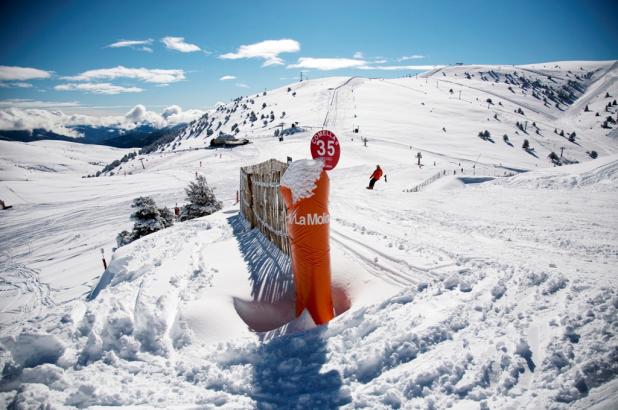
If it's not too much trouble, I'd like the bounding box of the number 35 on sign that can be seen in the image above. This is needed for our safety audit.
[310,129,341,171]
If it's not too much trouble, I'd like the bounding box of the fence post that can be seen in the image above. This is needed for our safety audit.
[101,248,107,270]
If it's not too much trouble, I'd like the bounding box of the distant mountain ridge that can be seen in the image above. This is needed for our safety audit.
[0,123,186,148]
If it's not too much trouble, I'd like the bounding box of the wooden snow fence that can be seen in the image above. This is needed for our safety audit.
[239,159,291,255]
[403,171,444,193]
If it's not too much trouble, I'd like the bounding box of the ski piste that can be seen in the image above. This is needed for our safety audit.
[1,59,617,409]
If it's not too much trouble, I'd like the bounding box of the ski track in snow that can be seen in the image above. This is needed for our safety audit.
[0,253,55,328]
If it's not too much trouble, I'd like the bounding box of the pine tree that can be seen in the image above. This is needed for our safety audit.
[522,139,530,150]
[159,207,175,228]
[548,152,560,165]
[116,196,174,247]
[568,132,576,142]
[180,175,222,221]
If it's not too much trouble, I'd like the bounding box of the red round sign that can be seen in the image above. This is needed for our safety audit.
[310,129,340,170]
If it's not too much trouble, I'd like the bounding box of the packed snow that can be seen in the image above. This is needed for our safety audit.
[1,61,617,409]
[280,159,324,204]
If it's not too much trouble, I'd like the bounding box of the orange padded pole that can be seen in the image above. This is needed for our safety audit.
[280,169,334,325]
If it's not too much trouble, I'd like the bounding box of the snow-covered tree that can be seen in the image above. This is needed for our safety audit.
[548,151,561,165]
[116,196,174,247]
[568,132,576,142]
[478,130,491,141]
[180,175,222,221]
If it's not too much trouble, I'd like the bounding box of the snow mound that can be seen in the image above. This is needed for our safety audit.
[77,227,195,362]
[6,383,53,410]
[0,333,65,370]
[425,176,495,191]
[280,159,324,204]
[495,156,618,190]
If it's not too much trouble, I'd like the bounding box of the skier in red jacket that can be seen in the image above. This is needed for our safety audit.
[367,165,383,190]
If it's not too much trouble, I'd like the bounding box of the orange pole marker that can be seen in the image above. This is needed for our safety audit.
[280,164,334,325]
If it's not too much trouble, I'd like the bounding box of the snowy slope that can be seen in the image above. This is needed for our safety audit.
[0,62,617,409]
[134,60,617,169]
[0,140,132,183]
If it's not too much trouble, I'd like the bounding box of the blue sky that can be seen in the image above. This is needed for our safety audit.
[0,0,616,115]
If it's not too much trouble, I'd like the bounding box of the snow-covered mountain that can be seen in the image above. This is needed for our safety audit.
[143,60,617,169]
[0,62,617,409]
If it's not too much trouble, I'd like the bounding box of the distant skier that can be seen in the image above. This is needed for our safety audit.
[367,165,383,190]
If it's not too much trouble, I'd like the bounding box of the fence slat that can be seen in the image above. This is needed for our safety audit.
[239,159,290,255]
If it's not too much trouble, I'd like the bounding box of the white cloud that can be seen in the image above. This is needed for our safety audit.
[353,51,364,59]
[0,104,206,136]
[0,66,52,81]
[63,66,185,84]
[220,39,300,67]
[161,105,181,119]
[285,56,442,72]
[235,83,250,88]
[107,39,151,48]
[106,39,153,52]
[0,99,80,109]
[262,57,284,67]
[287,57,367,71]
[358,64,443,71]
[0,108,83,137]
[125,104,159,124]
[54,82,144,94]
[398,55,425,61]
[161,36,201,53]
[219,75,236,81]
[160,105,205,125]
[0,82,33,88]
[118,105,205,128]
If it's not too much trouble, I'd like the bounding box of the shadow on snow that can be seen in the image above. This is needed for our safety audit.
[227,213,348,408]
